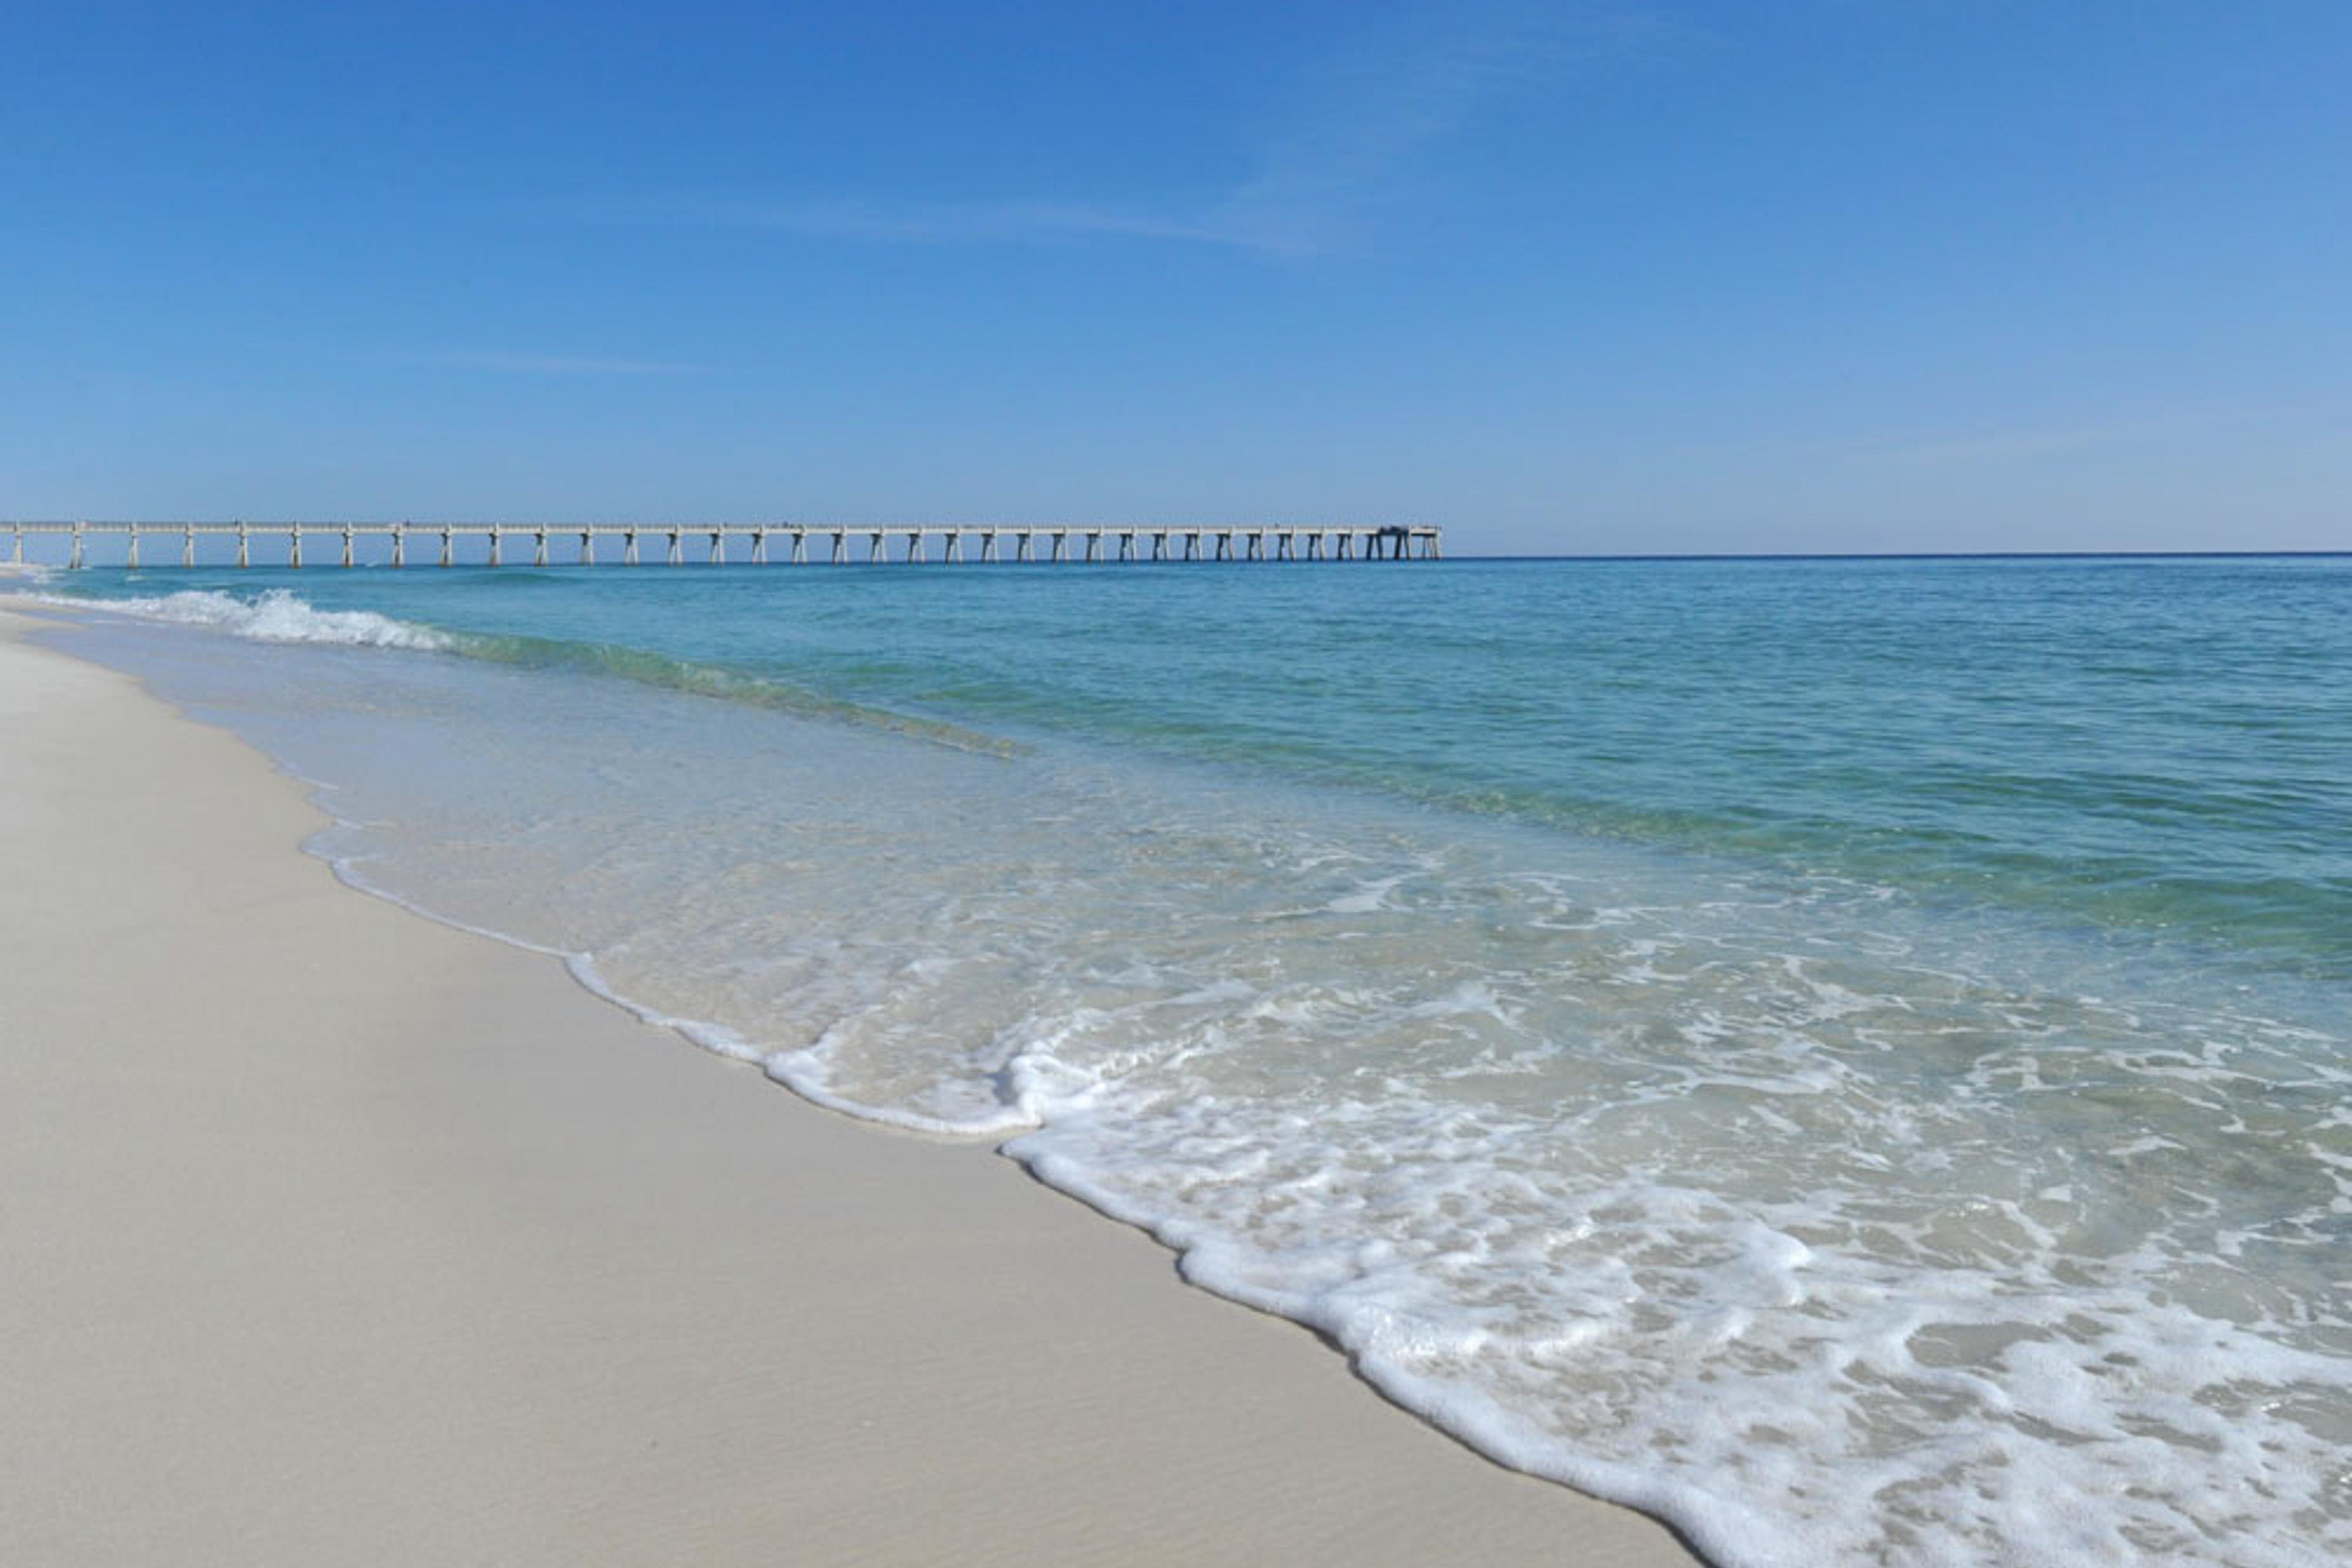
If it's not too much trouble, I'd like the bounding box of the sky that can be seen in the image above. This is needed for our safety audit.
[2,1,2346,555]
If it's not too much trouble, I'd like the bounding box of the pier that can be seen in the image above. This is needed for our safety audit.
[7,521,1442,570]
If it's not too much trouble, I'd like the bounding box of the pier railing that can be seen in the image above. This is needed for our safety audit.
[7,521,1442,569]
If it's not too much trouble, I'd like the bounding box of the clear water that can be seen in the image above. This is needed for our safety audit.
[16,555,2351,1567]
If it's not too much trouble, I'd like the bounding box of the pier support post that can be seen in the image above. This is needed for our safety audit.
[870,532,886,563]
[124,525,139,570]
[486,527,502,568]
[791,531,809,565]
[666,528,683,566]
[533,528,549,568]
[624,530,639,566]
[709,530,726,564]
[1050,532,1067,563]
[69,522,86,571]
[1015,532,1032,563]
[832,531,847,564]
[288,525,302,569]
[342,525,356,569]
[579,530,594,565]
[980,531,997,563]
[908,532,926,563]
[751,529,768,564]
[390,525,406,568]
[439,527,454,568]
[237,524,251,569]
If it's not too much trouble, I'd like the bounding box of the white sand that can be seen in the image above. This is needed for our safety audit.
[0,607,1705,1567]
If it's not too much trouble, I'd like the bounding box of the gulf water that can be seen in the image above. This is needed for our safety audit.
[16,554,2350,1566]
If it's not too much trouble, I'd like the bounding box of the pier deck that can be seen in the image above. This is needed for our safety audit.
[8,521,1441,569]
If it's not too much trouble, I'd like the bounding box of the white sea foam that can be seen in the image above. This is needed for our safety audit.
[51,609,2352,1568]
[28,587,452,650]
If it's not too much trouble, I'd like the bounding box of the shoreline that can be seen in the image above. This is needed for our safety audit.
[0,605,1703,1567]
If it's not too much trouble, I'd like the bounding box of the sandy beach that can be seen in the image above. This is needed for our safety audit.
[0,606,1702,1568]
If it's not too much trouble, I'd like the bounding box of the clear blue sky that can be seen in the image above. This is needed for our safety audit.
[4,1,2345,554]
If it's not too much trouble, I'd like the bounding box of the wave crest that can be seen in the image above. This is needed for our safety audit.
[29,588,454,650]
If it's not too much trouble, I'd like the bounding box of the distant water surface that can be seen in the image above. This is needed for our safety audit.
[20,555,2351,1568]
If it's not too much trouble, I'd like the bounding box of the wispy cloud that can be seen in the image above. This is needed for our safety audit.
[1203,2,1686,255]
[1839,409,2244,469]
[551,195,1237,250]
[550,3,1678,260]
[392,347,712,377]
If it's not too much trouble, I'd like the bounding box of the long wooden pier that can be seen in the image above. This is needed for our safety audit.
[7,520,1441,569]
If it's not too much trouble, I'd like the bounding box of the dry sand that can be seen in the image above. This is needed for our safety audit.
[0,606,1705,1567]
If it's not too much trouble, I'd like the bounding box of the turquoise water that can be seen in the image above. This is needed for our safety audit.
[17,555,2351,1567]
[48,555,2352,971]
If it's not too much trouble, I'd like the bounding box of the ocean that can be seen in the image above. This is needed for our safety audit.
[13,554,2349,1567]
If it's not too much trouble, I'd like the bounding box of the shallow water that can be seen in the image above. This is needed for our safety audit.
[19,555,2351,1566]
